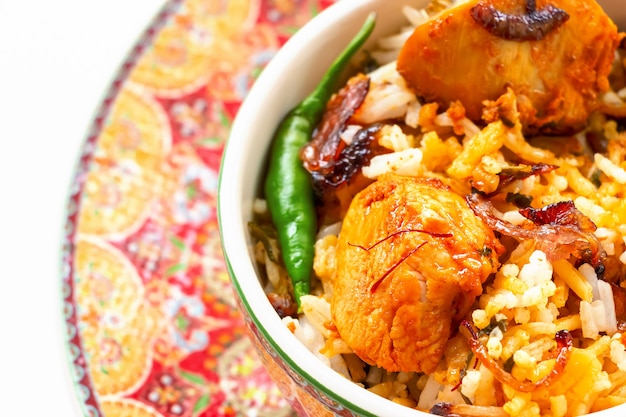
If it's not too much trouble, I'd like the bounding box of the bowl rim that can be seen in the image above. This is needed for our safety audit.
[218,0,626,415]
[218,0,431,415]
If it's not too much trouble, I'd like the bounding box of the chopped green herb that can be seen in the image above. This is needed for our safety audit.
[499,113,515,128]
[478,316,507,337]
[455,352,475,405]
[503,355,515,373]
[460,391,473,405]
[590,169,602,188]
[248,221,281,263]
[458,352,475,385]
[479,246,493,257]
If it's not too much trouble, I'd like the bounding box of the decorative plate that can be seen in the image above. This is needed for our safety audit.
[60,1,333,416]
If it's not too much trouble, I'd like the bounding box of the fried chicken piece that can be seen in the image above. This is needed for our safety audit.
[331,175,502,373]
[397,0,620,135]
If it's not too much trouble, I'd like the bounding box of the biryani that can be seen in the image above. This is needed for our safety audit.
[250,0,626,415]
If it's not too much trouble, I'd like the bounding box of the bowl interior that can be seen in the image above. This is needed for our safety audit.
[218,0,626,415]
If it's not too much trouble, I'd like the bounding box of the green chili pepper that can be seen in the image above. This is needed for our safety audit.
[264,13,377,308]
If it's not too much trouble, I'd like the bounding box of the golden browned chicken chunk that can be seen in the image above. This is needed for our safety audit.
[331,175,502,373]
[397,0,620,135]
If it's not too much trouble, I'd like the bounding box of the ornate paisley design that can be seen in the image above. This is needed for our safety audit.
[61,1,355,416]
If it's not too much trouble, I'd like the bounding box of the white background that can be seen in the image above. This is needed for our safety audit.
[0,1,166,414]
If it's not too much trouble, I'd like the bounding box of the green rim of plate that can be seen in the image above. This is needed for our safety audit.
[58,1,184,415]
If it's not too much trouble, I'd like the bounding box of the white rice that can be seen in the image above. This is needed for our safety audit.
[595,153,626,184]
[340,124,363,145]
[355,62,417,124]
[417,375,442,410]
[362,148,424,179]
[598,279,618,334]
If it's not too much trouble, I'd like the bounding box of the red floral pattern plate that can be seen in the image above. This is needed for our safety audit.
[61,1,333,416]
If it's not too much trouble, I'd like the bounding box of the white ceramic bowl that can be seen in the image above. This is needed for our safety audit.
[219,1,626,415]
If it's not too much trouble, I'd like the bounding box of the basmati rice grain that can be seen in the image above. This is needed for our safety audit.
[595,153,626,184]
[357,63,417,123]
[396,372,412,384]
[436,385,465,405]
[370,50,402,65]
[513,349,536,368]
[521,282,556,307]
[291,316,327,359]
[503,129,555,164]
[601,240,616,256]
[405,100,422,128]
[447,121,506,178]
[514,307,531,324]
[392,397,418,408]
[579,263,601,301]
[595,371,613,392]
[598,280,618,334]
[300,295,333,338]
[419,131,463,172]
[253,198,268,215]
[460,369,481,400]
[603,120,621,141]
[507,239,536,265]
[322,337,353,356]
[592,300,609,333]
[417,375,442,410]
[434,112,453,127]
[620,249,626,264]
[502,263,521,279]
[603,90,624,106]
[581,300,601,340]
[518,321,557,336]
[565,168,597,198]
[316,221,342,239]
[518,251,552,285]
[487,336,503,359]
[536,305,556,323]
[367,381,396,398]
[553,259,593,302]
[377,32,413,50]
[585,335,612,357]
[460,118,481,138]
[575,196,610,225]
[402,5,430,27]
[265,249,288,290]
[550,172,569,191]
[610,339,626,372]
[550,395,568,417]
[365,366,384,387]
[472,309,490,329]
[362,148,423,178]
[503,393,531,417]
[340,124,363,145]
[551,276,569,308]
[313,235,338,290]
[474,365,497,407]
[529,359,556,382]
[555,314,582,331]
[378,124,413,151]
[329,353,351,379]
[502,330,530,360]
